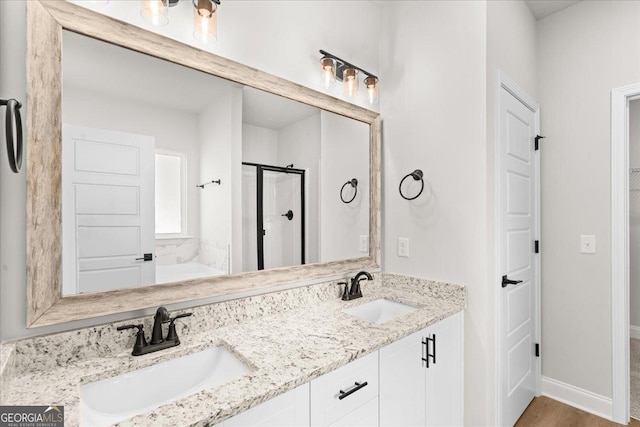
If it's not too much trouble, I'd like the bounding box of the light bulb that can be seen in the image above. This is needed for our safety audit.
[343,68,359,98]
[364,76,378,104]
[320,57,336,89]
[141,0,169,26]
[193,0,217,43]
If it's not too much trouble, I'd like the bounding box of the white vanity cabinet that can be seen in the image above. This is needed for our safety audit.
[310,351,379,427]
[379,312,463,427]
[218,384,310,427]
[217,312,462,427]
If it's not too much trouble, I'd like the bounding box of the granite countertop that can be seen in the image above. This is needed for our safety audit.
[1,282,464,427]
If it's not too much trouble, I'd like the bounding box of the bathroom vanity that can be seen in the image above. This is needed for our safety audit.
[0,274,464,426]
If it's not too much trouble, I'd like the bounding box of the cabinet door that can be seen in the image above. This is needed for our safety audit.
[220,384,310,427]
[379,328,426,427]
[425,312,463,427]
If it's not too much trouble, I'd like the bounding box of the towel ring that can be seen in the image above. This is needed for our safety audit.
[340,178,358,204]
[1,98,23,173]
[399,169,424,200]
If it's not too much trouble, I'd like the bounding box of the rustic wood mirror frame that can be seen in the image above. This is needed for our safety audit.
[26,1,381,328]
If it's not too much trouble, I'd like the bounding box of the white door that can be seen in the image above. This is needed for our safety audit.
[62,125,155,295]
[498,85,540,426]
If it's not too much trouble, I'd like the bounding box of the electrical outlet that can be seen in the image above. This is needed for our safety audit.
[359,235,369,253]
[398,237,409,257]
[580,235,596,254]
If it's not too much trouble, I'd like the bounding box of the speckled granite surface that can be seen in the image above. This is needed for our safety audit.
[0,274,464,427]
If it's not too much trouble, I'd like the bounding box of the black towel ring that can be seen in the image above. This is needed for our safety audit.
[399,169,424,200]
[1,98,23,173]
[340,178,358,204]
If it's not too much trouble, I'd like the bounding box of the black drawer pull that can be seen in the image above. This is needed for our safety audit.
[338,381,368,400]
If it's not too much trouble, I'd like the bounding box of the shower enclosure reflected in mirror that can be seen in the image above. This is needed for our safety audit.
[60,30,369,296]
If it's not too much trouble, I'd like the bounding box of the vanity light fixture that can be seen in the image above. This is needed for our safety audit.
[141,0,169,26]
[319,50,379,104]
[140,0,221,43]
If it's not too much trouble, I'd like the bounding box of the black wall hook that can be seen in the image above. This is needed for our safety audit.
[1,98,23,173]
[340,178,358,203]
[196,179,221,188]
[399,169,424,200]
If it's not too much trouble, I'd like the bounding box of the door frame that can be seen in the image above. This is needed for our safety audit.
[494,70,541,426]
[611,82,640,424]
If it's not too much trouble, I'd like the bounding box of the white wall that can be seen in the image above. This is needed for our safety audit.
[631,99,640,330]
[0,1,380,341]
[537,0,640,398]
[379,2,488,424]
[278,114,321,264]
[320,111,369,262]
[242,124,279,165]
[199,88,242,274]
[62,86,202,266]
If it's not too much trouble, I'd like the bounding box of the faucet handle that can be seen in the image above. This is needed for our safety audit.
[117,324,148,355]
[337,282,350,300]
[166,312,192,343]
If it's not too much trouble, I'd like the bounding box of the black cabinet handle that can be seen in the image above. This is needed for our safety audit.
[338,381,368,400]
[422,334,436,368]
[501,275,523,288]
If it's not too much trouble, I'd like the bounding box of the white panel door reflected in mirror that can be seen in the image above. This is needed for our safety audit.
[61,30,369,296]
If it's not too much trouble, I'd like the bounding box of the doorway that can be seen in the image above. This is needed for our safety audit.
[611,82,640,424]
[242,162,305,271]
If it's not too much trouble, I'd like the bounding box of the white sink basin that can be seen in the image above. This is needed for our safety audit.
[80,346,249,427]
[343,299,417,324]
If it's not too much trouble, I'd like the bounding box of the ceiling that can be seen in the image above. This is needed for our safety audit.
[524,0,582,20]
[63,31,317,130]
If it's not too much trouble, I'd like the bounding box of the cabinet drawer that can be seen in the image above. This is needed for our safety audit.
[310,351,378,427]
[327,397,378,427]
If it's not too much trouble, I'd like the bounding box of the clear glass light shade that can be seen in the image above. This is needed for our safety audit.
[320,57,337,88]
[343,68,359,98]
[364,76,379,104]
[141,0,169,26]
[193,0,218,43]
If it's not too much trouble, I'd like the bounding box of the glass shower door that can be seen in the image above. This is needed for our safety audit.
[262,169,303,270]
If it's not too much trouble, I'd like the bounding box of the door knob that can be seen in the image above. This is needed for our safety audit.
[501,275,523,288]
[135,253,153,261]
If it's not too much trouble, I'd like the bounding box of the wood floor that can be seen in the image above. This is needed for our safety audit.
[515,396,640,427]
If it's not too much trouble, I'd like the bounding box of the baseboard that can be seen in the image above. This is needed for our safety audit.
[541,376,612,420]
[631,325,640,340]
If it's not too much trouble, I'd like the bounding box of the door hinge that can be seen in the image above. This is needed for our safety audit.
[534,240,540,253]
[534,135,545,151]
[535,343,540,357]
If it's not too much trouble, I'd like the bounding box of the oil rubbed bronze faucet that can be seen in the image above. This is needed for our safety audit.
[117,306,192,356]
[339,271,373,301]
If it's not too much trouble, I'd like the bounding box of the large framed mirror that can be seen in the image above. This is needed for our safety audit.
[26,0,380,327]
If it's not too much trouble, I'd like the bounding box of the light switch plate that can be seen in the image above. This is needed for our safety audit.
[580,235,596,254]
[359,235,368,253]
[398,237,409,257]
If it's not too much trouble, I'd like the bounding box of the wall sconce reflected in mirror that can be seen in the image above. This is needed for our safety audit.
[139,0,221,44]
[319,50,379,104]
